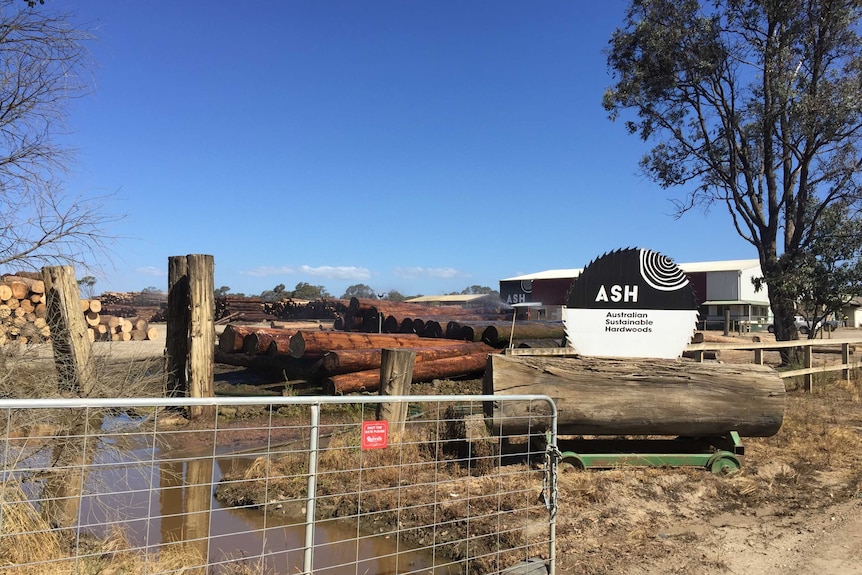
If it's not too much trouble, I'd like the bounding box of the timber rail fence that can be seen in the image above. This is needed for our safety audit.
[0,394,559,575]
[685,335,862,390]
[506,335,862,392]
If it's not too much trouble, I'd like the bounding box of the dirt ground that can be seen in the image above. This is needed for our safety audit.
[31,323,860,575]
[549,329,862,575]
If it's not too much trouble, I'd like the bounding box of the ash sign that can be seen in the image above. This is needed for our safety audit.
[563,248,698,359]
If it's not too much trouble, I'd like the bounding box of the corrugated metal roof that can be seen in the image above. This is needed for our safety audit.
[677,259,761,273]
[405,294,491,304]
[701,299,770,306]
[500,259,761,282]
[500,269,582,281]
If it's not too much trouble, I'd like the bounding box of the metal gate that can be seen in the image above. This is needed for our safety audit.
[0,394,558,574]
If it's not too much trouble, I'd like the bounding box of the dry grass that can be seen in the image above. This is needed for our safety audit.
[213,375,862,574]
[0,478,273,574]
[216,413,546,573]
[552,375,862,574]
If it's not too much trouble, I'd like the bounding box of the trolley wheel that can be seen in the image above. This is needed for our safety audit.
[559,454,584,473]
[709,454,741,475]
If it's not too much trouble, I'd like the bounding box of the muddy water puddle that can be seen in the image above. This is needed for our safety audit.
[66,422,459,574]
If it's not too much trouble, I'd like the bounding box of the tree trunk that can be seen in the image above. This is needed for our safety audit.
[483,354,784,437]
[324,351,491,394]
[314,342,494,375]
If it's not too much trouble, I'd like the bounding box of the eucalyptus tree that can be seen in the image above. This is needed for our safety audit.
[604,0,862,344]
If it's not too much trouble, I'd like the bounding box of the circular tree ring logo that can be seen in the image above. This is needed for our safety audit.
[564,248,698,359]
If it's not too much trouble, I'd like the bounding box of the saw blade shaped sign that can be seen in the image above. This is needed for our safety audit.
[563,248,698,359]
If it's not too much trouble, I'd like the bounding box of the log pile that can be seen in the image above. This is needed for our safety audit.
[263,298,349,321]
[215,296,278,323]
[216,324,498,394]
[87,310,159,343]
[0,274,160,345]
[332,298,565,348]
[99,290,167,322]
[0,273,49,345]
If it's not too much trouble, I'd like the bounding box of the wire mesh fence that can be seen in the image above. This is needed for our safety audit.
[0,394,558,575]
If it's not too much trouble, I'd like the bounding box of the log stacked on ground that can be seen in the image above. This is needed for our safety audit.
[0,273,48,345]
[216,323,498,394]
[0,274,159,345]
[328,297,568,350]
[215,296,277,323]
[334,297,506,337]
[99,290,167,321]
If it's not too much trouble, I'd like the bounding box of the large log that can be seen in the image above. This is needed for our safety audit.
[479,321,567,348]
[324,351,491,394]
[288,331,459,359]
[483,354,784,437]
[314,341,495,375]
[245,329,299,355]
[217,324,261,353]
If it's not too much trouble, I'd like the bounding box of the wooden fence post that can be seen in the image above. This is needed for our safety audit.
[42,265,93,394]
[166,257,190,398]
[377,348,415,438]
[166,254,215,419]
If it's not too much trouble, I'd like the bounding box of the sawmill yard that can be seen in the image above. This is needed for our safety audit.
[4,318,862,574]
[214,324,862,575]
[212,325,862,575]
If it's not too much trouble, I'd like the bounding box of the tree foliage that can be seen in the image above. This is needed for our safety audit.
[604,0,862,344]
[77,275,96,299]
[0,1,120,272]
[341,283,377,300]
[259,283,286,303]
[791,202,862,335]
[460,285,500,299]
[290,282,330,300]
[385,289,408,302]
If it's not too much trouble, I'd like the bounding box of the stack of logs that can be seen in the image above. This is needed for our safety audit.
[0,273,49,345]
[0,273,159,345]
[216,296,279,323]
[83,297,159,342]
[217,324,500,395]
[335,297,564,348]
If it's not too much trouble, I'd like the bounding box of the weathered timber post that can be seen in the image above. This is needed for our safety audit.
[40,265,99,531]
[42,265,93,394]
[376,348,415,438]
[166,254,215,419]
[166,257,190,398]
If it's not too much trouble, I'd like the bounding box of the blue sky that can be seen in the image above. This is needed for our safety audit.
[60,1,755,298]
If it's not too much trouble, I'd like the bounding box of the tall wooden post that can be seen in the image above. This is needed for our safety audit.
[166,257,190,397]
[42,265,93,394]
[376,348,415,438]
[166,254,215,419]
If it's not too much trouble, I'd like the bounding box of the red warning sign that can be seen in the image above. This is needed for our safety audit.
[361,420,389,450]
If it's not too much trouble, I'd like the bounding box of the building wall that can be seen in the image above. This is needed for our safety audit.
[705,270,742,300]
[740,266,767,301]
[499,261,772,326]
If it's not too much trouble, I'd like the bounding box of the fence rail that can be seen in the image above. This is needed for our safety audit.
[0,394,558,575]
[685,336,862,390]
